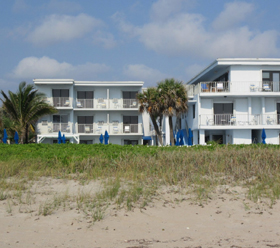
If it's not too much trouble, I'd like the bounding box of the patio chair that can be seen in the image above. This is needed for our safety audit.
[130,101,137,108]
[64,100,70,106]
[263,84,271,91]
[124,125,130,133]
[76,101,83,108]
[217,82,224,91]
[229,116,236,125]
[85,126,91,133]
[250,84,257,92]
[112,98,120,108]
[201,83,209,92]
[206,117,214,126]
[267,116,274,125]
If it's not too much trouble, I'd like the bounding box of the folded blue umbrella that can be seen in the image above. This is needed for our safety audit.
[58,131,62,144]
[14,131,19,144]
[104,130,109,145]
[3,129,8,144]
[62,134,66,144]
[188,128,193,146]
[262,128,266,144]
[99,134,103,144]
[179,130,184,146]
[175,131,180,146]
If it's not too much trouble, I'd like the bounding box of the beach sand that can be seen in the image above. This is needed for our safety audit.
[1,178,280,248]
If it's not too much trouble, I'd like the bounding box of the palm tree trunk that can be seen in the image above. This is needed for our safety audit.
[169,116,175,146]
[151,116,163,146]
[25,123,29,144]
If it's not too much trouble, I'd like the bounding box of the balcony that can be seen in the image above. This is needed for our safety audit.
[75,123,142,135]
[48,123,72,133]
[75,99,94,108]
[187,81,280,97]
[200,114,280,127]
[52,97,72,108]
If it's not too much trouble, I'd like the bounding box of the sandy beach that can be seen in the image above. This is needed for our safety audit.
[1,178,280,248]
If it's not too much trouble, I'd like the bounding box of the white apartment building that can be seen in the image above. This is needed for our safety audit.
[34,79,148,145]
[182,58,280,145]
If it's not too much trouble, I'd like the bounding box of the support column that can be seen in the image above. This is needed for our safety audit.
[248,97,251,123]
[107,88,110,108]
[165,116,170,146]
[262,97,265,124]
[193,130,198,145]
[199,129,205,145]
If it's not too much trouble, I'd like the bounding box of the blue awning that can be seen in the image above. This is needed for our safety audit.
[142,136,152,140]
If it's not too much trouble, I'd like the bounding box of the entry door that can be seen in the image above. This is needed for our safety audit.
[213,103,233,125]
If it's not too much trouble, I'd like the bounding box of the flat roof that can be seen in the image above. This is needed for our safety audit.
[33,79,144,86]
[187,58,280,85]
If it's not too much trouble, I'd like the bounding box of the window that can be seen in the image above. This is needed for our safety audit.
[77,116,93,133]
[262,71,280,92]
[193,105,195,119]
[213,103,233,125]
[53,115,68,132]
[124,140,138,145]
[52,89,69,107]
[123,91,137,99]
[123,116,138,133]
[77,91,94,108]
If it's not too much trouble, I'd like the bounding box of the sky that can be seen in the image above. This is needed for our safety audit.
[1,0,280,93]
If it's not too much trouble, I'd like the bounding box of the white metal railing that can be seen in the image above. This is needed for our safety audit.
[77,124,94,133]
[52,97,72,107]
[188,81,280,97]
[262,114,280,125]
[122,99,138,109]
[200,114,263,126]
[76,99,94,108]
[108,123,142,134]
[50,123,72,133]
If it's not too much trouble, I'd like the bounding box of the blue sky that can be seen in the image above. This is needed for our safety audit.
[1,0,280,93]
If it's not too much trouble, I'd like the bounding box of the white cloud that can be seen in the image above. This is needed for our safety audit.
[123,64,166,86]
[115,0,280,58]
[212,2,254,31]
[150,0,184,21]
[10,56,110,79]
[26,14,103,46]
[92,31,117,49]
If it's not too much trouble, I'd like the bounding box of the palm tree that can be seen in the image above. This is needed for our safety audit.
[137,87,163,146]
[0,82,57,144]
[157,78,188,146]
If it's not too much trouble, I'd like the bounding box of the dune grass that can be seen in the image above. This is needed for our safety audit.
[1,143,280,221]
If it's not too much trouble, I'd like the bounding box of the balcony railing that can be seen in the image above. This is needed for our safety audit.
[76,99,94,108]
[52,97,72,107]
[200,114,280,126]
[187,81,280,97]
[77,124,94,133]
[49,123,72,133]
[74,123,142,134]
[123,99,138,109]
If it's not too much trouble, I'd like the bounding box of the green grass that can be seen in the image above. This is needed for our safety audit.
[1,143,280,221]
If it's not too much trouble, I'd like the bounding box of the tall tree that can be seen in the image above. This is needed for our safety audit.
[137,87,163,146]
[0,82,57,144]
[157,78,188,146]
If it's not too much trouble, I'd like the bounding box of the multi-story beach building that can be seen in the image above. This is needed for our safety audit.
[182,58,280,145]
[34,79,149,145]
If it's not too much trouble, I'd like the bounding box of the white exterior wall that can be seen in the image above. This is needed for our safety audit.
[265,130,280,144]
[232,130,251,144]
